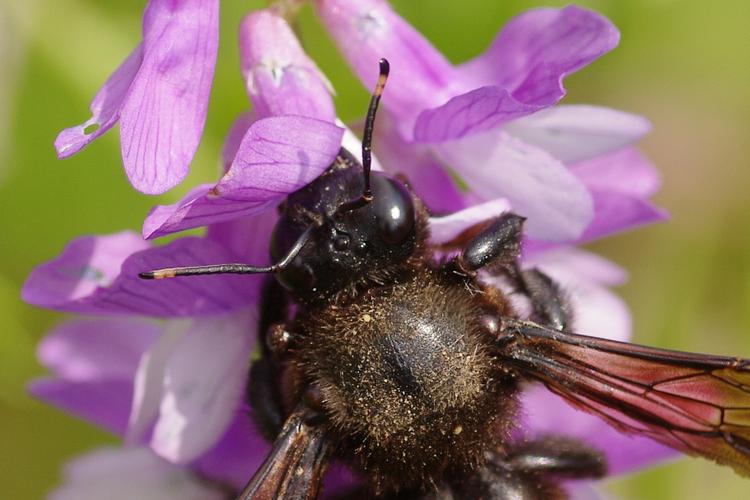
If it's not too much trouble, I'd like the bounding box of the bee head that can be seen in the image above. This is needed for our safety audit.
[138,59,423,301]
[270,148,418,302]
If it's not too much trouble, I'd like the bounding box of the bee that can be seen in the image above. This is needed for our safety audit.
[140,59,750,499]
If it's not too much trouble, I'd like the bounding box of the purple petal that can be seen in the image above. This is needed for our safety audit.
[54,45,143,158]
[504,105,652,164]
[50,447,225,500]
[315,0,458,138]
[30,378,133,435]
[523,149,666,253]
[192,410,270,489]
[222,115,343,195]
[126,322,188,445]
[151,311,256,463]
[429,199,511,245]
[205,210,277,264]
[240,10,335,121]
[414,85,546,143]
[373,114,465,214]
[577,190,668,243]
[22,232,150,308]
[434,131,593,241]
[415,6,619,142]
[571,148,662,197]
[521,385,677,475]
[38,317,160,382]
[222,112,255,171]
[142,116,343,238]
[119,0,219,194]
[25,233,259,316]
[526,247,628,288]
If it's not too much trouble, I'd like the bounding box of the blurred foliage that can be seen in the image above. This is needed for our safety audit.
[1,0,749,498]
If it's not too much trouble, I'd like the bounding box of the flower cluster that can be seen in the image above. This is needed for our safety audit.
[29,1,670,497]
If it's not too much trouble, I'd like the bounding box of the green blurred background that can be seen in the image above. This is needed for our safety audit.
[1,0,749,498]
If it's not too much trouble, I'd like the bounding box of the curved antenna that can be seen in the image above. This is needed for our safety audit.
[336,58,390,215]
[139,225,314,280]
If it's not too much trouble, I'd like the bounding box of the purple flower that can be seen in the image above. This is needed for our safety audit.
[141,9,343,239]
[54,0,220,194]
[316,0,665,242]
[48,447,227,500]
[24,224,273,489]
[27,2,675,498]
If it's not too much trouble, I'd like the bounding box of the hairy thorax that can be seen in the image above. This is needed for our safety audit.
[296,269,517,490]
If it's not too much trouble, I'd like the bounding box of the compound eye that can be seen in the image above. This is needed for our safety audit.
[270,220,316,293]
[333,233,351,251]
[276,258,315,293]
[372,176,416,245]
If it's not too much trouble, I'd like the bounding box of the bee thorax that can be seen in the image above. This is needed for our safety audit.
[297,270,517,490]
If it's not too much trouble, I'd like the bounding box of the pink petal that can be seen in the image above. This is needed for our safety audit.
[119,0,219,194]
[578,190,668,243]
[315,0,458,138]
[240,9,335,121]
[463,5,619,104]
[526,247,628,288]
[221,112,255,171]
[434,131,593,241]
[54,45,143,158]
[30,378,133,435]
[429,198,511,245]
[373,114,465,214]
[151,311,256,463]
[126,322,189,445]
[22,232,150,308]
[571,148,662,197]
[414,85,546,143]
[142,116,344,239]
[521,386,677,475]
[505,105,652,164]
[415,6,619,142]
[24,233,259,316]
[38,317,160,382]
[50,447,225,500]
[205,209,277,265]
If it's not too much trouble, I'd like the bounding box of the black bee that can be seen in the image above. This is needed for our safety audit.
[141,59,750,499]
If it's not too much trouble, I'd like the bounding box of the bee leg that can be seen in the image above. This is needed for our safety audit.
[450,437,605,500]
[248,277,293,440]
[502,436,607,479]
[513,267,571,331]
[247,356,286,441]
[258,276,290,351]
[238,400,334,500]
[443,213,570,330]
[453,212,525,273]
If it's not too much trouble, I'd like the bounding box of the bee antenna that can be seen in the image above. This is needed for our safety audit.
[336,58,390,215]
[138,225,314,280]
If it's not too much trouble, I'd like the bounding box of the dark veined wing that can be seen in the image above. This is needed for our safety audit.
[238,403,333,500]
[500,318,750,476]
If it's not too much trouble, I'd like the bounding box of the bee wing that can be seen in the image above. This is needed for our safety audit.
[501,319,750,476]
[238,405,332,500]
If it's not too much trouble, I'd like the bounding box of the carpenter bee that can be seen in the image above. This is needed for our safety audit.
[140,59,750,499]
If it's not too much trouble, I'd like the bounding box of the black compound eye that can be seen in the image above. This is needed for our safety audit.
[276,258,315,293]
[270,220,316,294]
[372,177,416,245]
[333,233,351,251]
